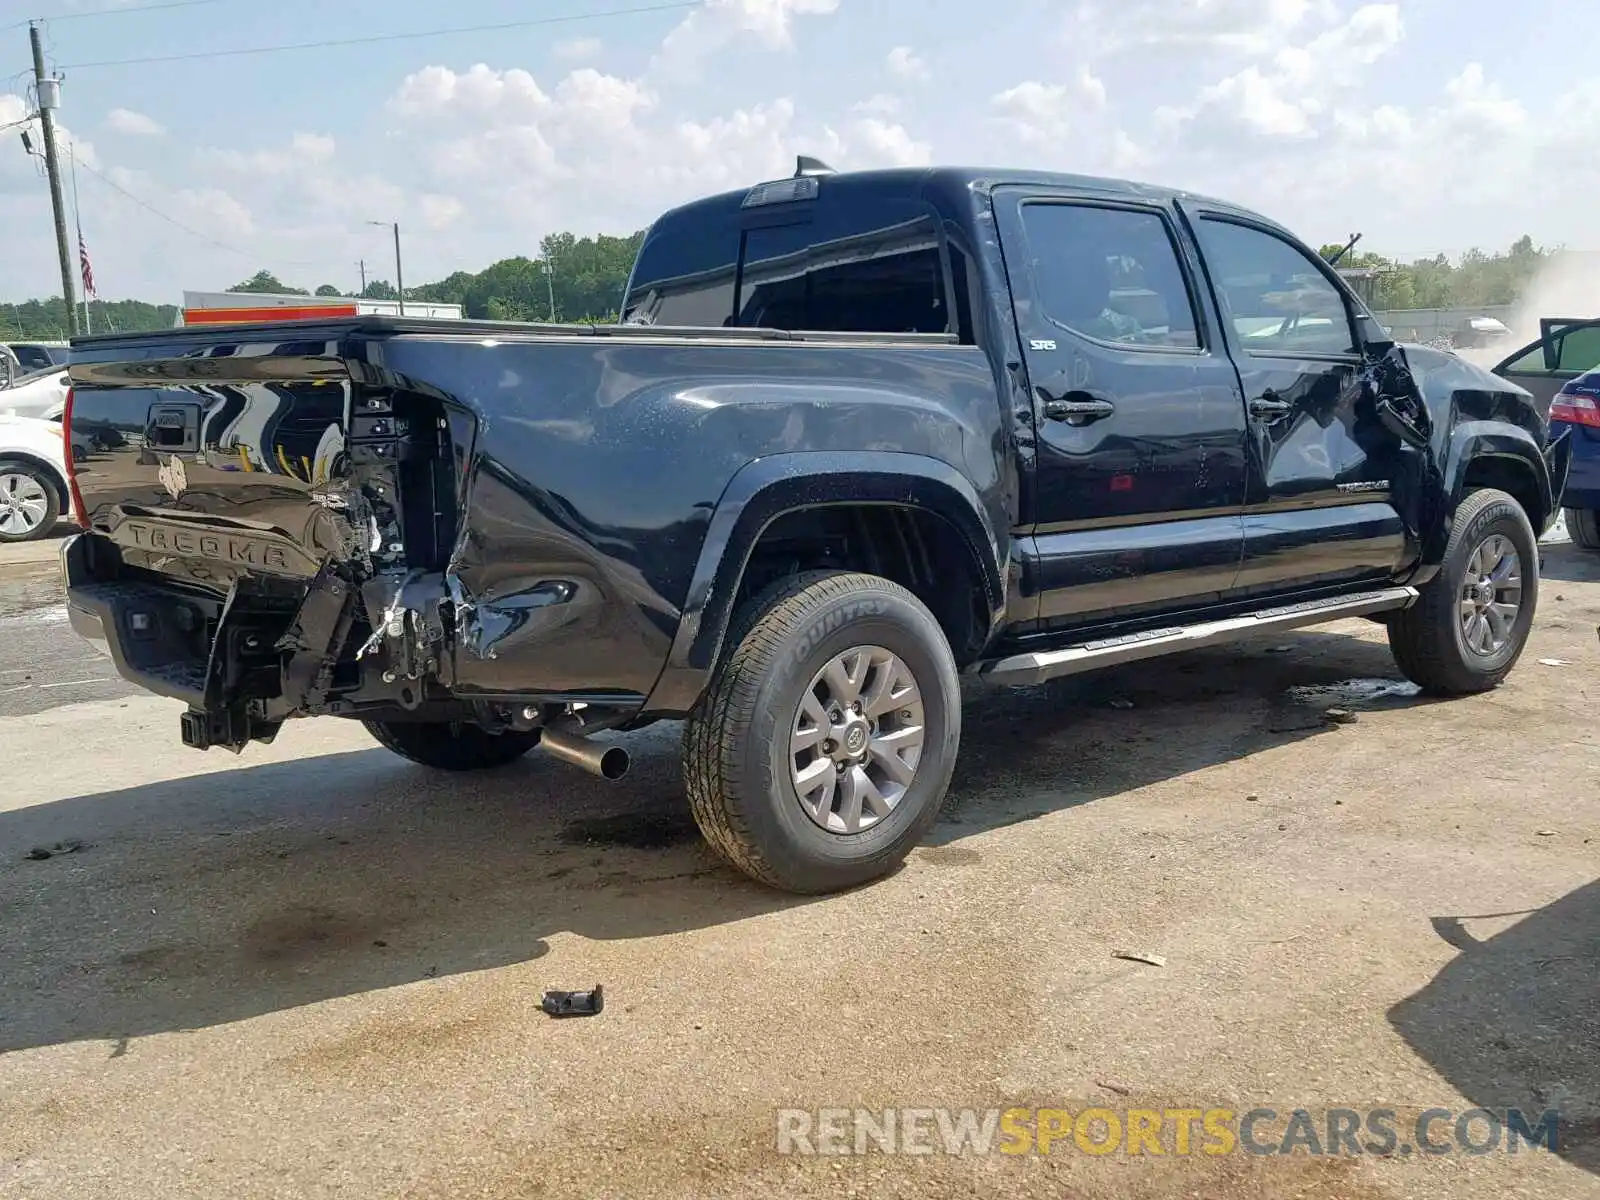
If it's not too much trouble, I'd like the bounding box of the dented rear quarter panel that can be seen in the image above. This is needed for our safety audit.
[367,332,1009,705]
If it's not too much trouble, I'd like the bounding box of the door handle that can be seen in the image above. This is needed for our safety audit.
[1248,391,1293,418]
[1041,392,1116,423]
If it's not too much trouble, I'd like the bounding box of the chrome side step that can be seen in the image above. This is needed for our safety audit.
[976,586,1419,685]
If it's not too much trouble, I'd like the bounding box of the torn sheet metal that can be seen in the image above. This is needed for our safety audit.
[454,579,588,662]
[357,569,455,688]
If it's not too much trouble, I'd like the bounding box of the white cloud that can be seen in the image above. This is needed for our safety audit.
[885,45,928,81]
[1070,0,1335,57]
[841,117,932,167]
[0,93,99,193]
[390,63,550,121]
[419,194,465,229]
[554,37,602,62]
[990,71,1106,144]
[853,93,902,116]
[653,0,840,78]
[105,108,165,137]
[1108,130,1153,173]
[208,131,337,175]
[1157,3,1403,140]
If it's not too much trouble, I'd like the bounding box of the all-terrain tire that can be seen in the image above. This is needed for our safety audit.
[683,570,961,894]
[1564,506,1600,551]
[364,719,541,770]
[1388,488,1539,695]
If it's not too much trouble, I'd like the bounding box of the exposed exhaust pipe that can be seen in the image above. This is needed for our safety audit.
[538,727,630,781]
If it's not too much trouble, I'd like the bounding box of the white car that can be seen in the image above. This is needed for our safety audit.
[0,364,71,420]
[0,411,71,542]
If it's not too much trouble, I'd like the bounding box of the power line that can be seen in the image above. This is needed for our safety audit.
[4,0,232,32]
[74,155,323,267]
[60,0,701,68]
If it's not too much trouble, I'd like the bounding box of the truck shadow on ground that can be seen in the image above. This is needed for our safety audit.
[1389,879,1600,1175]
[1540,540,1600,585]
[0,628,1432,1055]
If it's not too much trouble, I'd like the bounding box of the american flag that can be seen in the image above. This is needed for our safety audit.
[78,229,97,299]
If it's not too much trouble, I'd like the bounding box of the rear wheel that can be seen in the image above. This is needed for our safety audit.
[1565,506,1600,551]
[683,570,961,894]
[1389,488,1538,695]
[0,461,61,543]
[364,719,541,770]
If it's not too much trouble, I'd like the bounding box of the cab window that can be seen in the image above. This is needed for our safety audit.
[1016,202,1201,349]
[1195,218,1357,356]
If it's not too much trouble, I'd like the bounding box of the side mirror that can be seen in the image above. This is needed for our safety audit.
[1376,397,1431,449]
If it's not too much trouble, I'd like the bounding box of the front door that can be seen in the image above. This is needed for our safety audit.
[1182,208,1408,595]
[994,188,1248,625]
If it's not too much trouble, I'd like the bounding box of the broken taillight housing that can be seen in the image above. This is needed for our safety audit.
[61,386,90,527]
[1550,390,1600,429]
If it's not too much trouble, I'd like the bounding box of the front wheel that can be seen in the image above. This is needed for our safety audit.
[683,570,961,894]
[364,719,541,770]
[1564,506,1600,551]
[1389,488,1539,695]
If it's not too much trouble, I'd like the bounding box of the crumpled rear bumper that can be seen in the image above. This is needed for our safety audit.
[59,532,218,706]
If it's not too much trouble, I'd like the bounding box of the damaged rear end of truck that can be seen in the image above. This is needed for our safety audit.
[60,319,604,760]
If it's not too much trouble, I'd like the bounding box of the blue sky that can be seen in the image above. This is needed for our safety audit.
[1,0,1592,302]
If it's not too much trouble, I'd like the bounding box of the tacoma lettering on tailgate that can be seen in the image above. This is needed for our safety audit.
[120,520,307,576]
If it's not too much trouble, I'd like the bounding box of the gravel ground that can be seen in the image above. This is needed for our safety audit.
[0,535,1594,1199]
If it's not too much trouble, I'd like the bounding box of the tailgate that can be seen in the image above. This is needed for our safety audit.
[68,335,372,588]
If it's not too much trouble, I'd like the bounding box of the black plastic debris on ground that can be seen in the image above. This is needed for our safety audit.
[24,839,84,861]
[542,985,605,1018]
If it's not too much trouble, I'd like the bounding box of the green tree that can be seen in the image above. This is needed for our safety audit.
[3,296,179,339]
[314,284,343,297]
[228,270,307,295]
[360,280,398,301]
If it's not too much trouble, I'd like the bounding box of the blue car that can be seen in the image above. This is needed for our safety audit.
[1493,317,1600,549]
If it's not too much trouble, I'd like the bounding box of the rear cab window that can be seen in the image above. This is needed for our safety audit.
[623,177,960,338]
[1012,201,1202,349]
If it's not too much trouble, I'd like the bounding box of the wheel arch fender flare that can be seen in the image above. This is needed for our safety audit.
[643,451,1008,714]
[1426,426,1557,562]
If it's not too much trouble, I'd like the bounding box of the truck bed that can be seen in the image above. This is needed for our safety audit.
[61,313,997,748]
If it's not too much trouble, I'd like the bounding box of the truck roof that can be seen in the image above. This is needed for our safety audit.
[649,164,1257,227]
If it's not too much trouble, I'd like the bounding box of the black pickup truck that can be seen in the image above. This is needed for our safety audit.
[59,162,1571,894]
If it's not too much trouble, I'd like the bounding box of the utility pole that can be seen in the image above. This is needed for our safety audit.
[393,223,405,316]
[545,254,556,322]
[357,258,367,295]
[30,22,79,337]
[366,221,404,315]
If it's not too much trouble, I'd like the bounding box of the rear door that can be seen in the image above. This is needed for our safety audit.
[993,187,1249,625]
[1182,206,1407,596]
[1492,317,1600,420]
